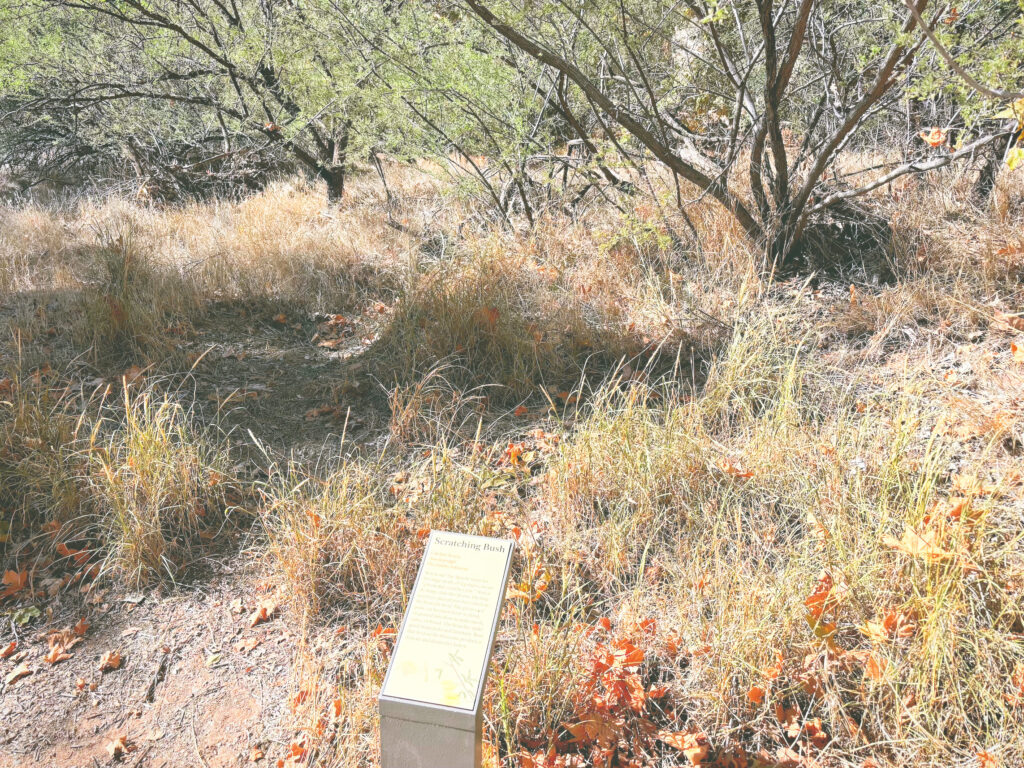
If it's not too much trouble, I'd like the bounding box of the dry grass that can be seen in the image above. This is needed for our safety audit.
[2,161,1024,767]
[87,388,235,586]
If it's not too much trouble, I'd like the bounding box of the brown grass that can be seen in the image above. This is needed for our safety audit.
[2,160,1024,767]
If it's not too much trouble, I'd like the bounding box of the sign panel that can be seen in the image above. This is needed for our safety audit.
[381,531,513,711]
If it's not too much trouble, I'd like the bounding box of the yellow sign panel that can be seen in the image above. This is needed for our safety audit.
[381,532,513,711]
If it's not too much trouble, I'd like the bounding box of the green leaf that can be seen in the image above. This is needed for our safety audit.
[1007,147,1024,172]
[11,606,41,626]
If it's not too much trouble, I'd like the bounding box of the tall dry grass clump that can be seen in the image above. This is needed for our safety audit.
[87,388,234,586]
[1,359,237,586]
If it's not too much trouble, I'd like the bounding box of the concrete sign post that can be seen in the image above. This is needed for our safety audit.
[379,531,514,768]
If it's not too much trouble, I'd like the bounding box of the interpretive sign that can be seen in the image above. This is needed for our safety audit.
[379,530,514,768]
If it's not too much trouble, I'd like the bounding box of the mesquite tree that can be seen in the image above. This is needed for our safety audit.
[459,0,1023,267]
[1,0,390,201]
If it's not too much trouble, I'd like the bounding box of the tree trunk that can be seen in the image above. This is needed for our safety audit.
[322,121,352,205]
[323,166,346,204]
[973,131,1015,204]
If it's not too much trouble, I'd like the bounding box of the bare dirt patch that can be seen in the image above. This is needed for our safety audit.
[0,568,295,768]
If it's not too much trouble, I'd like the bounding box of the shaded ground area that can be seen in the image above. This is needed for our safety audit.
[181,302,393,461]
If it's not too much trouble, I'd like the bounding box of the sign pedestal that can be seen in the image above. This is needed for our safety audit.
[379,706,479,768]
[378,531,513,768]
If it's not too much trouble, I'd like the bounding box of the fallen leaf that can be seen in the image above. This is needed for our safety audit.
[0,640,16,658]
[992,310,1024,332]
[249,599,277,628]
[75,677,87,692]
[746,685,766,704]
[99,650,122,672]
[4,662,32,685]
[1,569,28,599]
[290,688,310,711]
[977,751,999,768]
[775,746,803,768]
[804,571,836,622]
[122,365,145,386]
[473,306,500,330]
[250,745,265,762]
[72,617,90,636]
[861,608,916,643]
[44,646,72,665]
[657,731,709,765]
[273,313,287,324]
[514,405,529,418]
[107,735,132,760]
[235,637,262,654]
[883,525,953,562]
[1012,342,1024,364]
[720,458,753,478]
[864,651,888,681]
[919,127,948,148]
[806,717,829,749]
[774,703,802,738]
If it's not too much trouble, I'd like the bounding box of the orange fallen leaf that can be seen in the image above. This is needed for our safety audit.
[514,405,529,418]
[290,688,310,711]
[107,735,132,760]
[0,640,16,658]
[473,306,500,330]
[44,646,72,665]
[235,637,262,654]
[565,713,621,747]
[657,731,709,765]
[273,313,287,324]
[99,650,122,672]
[1012,342,1024,364]
[977,751,1000,768]
[56,541,91,566]
[804,571,836,622]
[806,717,829,749]
[775,703,802,738]
[883,525,953,562]
[720,459,753,478]
[746,685,766,704]
[775,746,803,768]
[992,310,1024,332]
[864,651,888,681]
[280,734,309,766]
[75,677,87,692]
[4,662,32,685]
[304,405,341,421]
[250,745,265,762]
[249,599,277,628]
[1,569,28,599]
[72,617,90,636]
[951,473,1001,497]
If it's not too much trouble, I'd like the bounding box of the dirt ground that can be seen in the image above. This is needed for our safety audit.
[0,565,298,768]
